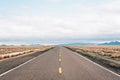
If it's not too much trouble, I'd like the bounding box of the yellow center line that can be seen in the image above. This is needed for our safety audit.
[59,58,62,62]
[59,67,62,74]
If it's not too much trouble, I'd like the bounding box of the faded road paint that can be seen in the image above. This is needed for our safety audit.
[59,67,62,74]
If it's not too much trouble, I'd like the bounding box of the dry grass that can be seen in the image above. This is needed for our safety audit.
[0,46,53,55]
[68,46,120,58]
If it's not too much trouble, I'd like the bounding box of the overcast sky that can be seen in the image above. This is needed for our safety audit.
[0,0,120,45]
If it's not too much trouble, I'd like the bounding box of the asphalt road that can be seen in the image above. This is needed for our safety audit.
[0,47,120,80]
[0,49,50,75]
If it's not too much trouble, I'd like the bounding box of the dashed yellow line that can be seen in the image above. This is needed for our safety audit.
[58,50,62,74]
[59,58,62,62]
[59,67,62,74]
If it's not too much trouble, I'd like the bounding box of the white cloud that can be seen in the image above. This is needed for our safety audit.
[0,0,120,42]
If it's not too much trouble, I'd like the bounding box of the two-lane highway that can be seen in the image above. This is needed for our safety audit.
[0,47,120,80]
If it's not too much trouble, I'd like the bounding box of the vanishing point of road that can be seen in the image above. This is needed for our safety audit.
[0,47,120,80]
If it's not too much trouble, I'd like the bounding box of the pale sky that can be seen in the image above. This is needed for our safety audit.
[0,0,120,45]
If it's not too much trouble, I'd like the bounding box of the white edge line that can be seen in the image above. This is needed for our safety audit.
[0,53,46,77]
[73,52,120,77]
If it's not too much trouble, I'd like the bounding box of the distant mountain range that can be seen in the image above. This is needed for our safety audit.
[58,41,120,46]
[0,41,120,46]
[58,42,95,46]
[100,41,120,45]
